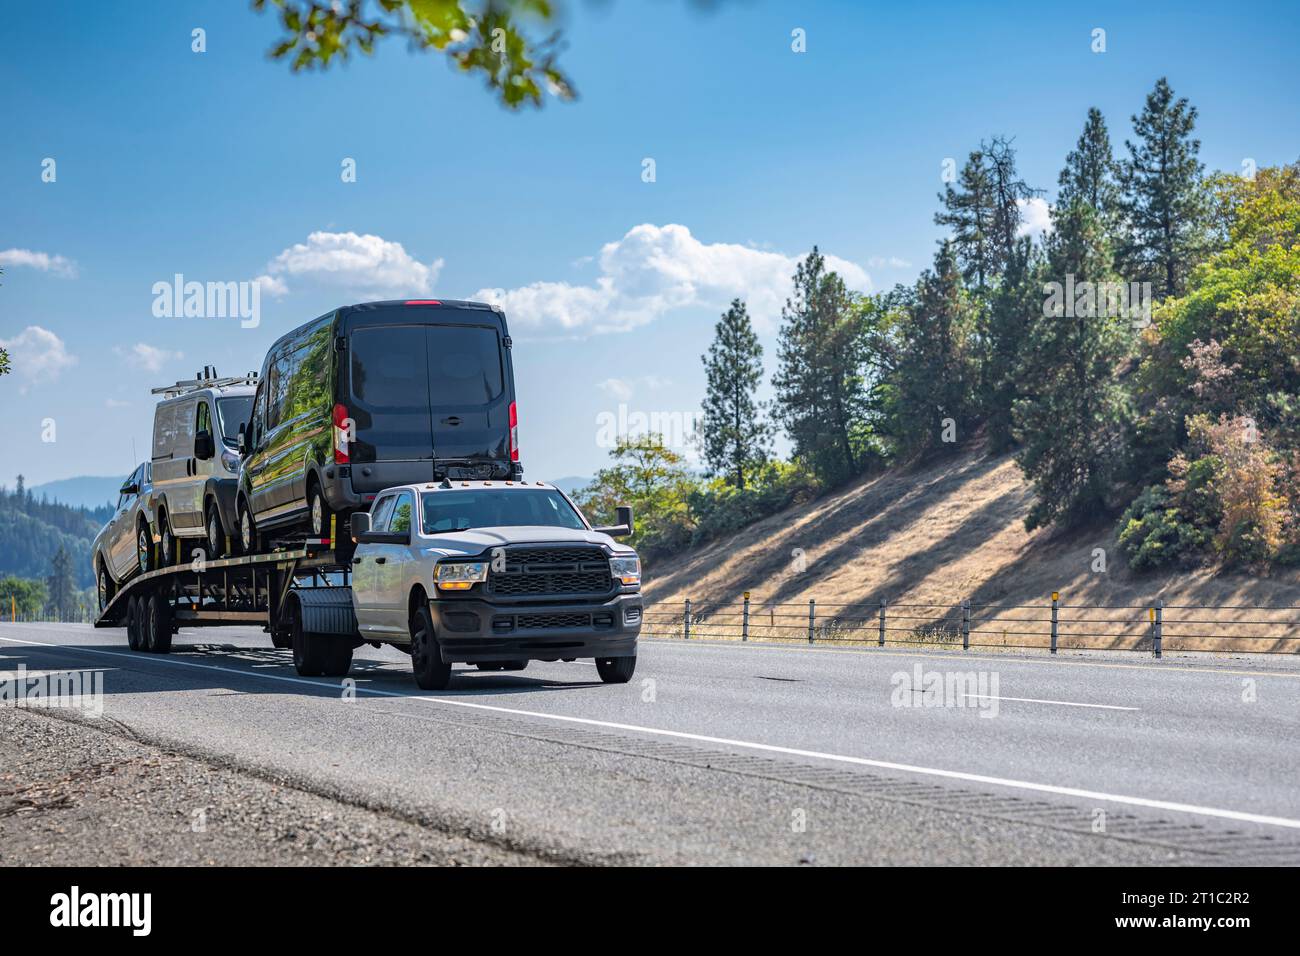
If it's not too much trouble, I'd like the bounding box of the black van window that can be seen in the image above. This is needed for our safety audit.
[350,326,427,407]
[266,353,291,429]
[427,326,502,405]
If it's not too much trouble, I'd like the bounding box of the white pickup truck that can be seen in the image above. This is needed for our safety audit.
[345,479,642,689]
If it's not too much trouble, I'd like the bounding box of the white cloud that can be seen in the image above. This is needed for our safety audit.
[473,223,871,335]
[115,342,184,373]
[0,325,76,389]
[596,375,674,402]
[261,231,442,299]
[0,248,78,278]
[1017,198,1053,239]
[104,398,130,409]
[596,378,634,402]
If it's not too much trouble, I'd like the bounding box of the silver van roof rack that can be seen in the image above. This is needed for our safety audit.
[151,365,259,398]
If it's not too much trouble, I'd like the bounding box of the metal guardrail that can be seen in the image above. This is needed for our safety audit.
[642,593,1300,657]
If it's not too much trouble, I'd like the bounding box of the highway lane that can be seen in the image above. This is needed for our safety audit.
[3,622,1299,865]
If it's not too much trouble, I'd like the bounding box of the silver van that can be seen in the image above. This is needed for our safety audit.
[150,368,257,562]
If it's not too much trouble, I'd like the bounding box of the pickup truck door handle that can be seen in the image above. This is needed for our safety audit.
[249,462,267,475]
[441,416,462,426]
[352,557,363,565]
[374,557,387,564]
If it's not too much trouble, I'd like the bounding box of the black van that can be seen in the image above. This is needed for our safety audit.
[235,300,520,551]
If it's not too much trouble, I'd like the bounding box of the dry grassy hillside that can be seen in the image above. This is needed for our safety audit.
[641,446,1300,653]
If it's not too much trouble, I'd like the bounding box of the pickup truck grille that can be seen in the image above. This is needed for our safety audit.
[488,546,612,597]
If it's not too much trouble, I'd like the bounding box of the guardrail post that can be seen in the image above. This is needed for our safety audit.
[878,599,886,646]
[1154,600,1163,659]
[742,592,750,642]
[808,599,816,644]
[962,599,970,651]
[684,599,691,641]
[1050,591,1059,655]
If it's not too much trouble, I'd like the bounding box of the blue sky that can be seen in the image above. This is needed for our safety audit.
[2,0,1297,487]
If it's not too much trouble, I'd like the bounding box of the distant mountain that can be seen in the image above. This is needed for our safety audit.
[549,476,592,496]
[0,485,111,589]
[28,475,124,510]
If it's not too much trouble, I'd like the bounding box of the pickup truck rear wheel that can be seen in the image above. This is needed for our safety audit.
[410,605,452,690]
[595,655,636,684]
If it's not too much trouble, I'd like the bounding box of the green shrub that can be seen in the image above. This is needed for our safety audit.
[1117,485,1212,571]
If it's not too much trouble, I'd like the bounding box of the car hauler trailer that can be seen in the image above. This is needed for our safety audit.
[93,517,363,677]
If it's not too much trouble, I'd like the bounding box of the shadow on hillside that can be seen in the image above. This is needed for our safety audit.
[649,451,1018,612]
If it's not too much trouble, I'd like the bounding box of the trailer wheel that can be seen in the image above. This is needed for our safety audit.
[595,655,636,684]
[410,605,452,690]
[144,592,173,654]
[287,596,353,678]
[126,595,143,651]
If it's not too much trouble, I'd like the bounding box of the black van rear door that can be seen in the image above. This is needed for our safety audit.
[426,324,509,464]
[347,318,509,493]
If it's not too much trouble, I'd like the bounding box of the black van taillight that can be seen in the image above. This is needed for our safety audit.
[333,403,351,464]
[509,402,519,463]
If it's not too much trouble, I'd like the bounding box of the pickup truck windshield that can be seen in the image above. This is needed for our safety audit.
[421,489,586,534]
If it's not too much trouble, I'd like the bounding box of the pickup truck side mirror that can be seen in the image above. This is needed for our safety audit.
[237,423,246,454]
[194,429,215,460]
[595,504,634,538]
[120,481,139,496]
[349,512,370,543]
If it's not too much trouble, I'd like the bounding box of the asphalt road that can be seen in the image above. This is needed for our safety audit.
[3,621,1300,865]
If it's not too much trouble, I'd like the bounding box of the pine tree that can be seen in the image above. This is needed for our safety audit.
[45,546,78,621]
[1014,202,1135,529]
[983,236,1044,451]
[893,242,978,456]
[985,136,1042,269]
[1058,107,1123,236]
[936,149,997,289]
[699,299,772,489]
[937,139,1040,290]
[772,248,868,483]
[1119,77,1210,299]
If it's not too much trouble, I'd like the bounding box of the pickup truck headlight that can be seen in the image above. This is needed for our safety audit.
[435,561,488,591]
[221,449,240,474]
[609,555,640,586]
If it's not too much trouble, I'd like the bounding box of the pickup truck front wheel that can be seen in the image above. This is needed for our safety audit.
[595,655,636,684]
[411,605,452,690]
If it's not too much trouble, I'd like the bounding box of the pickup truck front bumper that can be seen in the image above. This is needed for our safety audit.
[428,592,641,663]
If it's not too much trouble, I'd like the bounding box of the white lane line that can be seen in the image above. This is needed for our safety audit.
[960,694,1139,711]
[4,633,1300,832]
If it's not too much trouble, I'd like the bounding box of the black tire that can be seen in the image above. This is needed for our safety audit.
[158,513,176,567]
[238,498,258,555]
[308,483,332,539]
[288,597,353,677]
[144,592,173,654]
[136,522,153,574]
[410,605,452,690]
[205,501,227,559]
[595,655,636,683]
[96,559,115,613]
[126,595,142,651]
